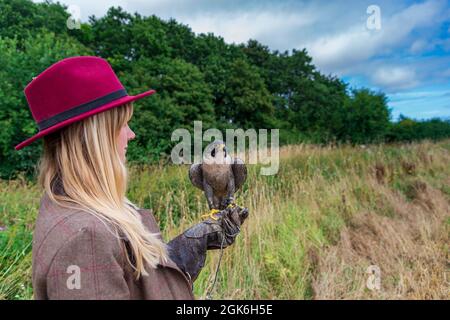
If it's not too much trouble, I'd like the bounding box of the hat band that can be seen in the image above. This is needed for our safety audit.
[37,89,128,131]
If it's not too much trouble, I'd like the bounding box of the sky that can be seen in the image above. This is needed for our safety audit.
[34,0,450,121]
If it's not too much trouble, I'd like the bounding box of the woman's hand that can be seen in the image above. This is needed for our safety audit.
[167,205,249,283]
[186,204,249,249]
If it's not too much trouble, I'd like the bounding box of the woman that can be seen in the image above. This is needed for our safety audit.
[15,56,248,300]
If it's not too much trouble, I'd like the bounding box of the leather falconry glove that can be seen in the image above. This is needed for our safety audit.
[167,204,249,283]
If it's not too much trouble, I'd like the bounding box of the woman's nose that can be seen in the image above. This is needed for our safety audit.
[128,127,136,140]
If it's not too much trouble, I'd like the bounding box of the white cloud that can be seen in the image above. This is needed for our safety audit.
[33,0,131,20]
[410,39,433,54]
[303,0,447,74]
[371,67,419,91]
[32,0,450,106]
[183,11,317,45]
[389,90,450,101]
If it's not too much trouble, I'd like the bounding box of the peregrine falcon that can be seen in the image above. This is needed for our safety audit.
[189,140,247,220]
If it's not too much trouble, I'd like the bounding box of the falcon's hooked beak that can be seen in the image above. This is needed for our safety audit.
[220,144,227,158]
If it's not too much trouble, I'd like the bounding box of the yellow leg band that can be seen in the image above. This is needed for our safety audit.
[201,209,220,220]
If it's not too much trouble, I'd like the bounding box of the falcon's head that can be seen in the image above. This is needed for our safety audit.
[203,140,232,165]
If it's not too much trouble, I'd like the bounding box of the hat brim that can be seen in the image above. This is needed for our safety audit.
[15,89,156,151]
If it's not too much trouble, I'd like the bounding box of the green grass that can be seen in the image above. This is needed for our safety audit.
[0,139,449,299]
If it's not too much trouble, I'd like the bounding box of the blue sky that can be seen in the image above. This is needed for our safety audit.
[35,0,450,121]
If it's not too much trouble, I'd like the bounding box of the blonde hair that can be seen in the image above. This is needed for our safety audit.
[37,103,168,279]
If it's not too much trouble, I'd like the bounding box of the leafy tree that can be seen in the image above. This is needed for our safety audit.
[386,116,450,142]
[341,89,391,143]
[221,58,275,128]
[120,56,215,161]
[0,0,69,41]
[1,0,449,178]
[84,7,135,71]
[0,32,92,179]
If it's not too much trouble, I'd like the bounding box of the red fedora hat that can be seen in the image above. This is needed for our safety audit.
[15,56,156,150]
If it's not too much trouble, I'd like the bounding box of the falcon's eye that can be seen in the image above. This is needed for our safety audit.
[211,148,216,157]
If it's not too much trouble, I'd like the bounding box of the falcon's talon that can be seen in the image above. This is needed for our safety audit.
[201,209,220,220]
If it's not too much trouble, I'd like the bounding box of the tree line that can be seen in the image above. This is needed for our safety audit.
[1,0,449,179]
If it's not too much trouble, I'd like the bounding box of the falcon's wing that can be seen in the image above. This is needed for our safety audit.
[232,158,247,191]
[189,163,204,190]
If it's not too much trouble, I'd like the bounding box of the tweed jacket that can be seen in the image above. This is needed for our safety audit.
[32,193,195,300]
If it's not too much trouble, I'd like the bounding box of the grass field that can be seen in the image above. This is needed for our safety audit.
[1,139,449,299]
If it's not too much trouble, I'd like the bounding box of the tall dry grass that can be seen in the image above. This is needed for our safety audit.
[0,139,449,299]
